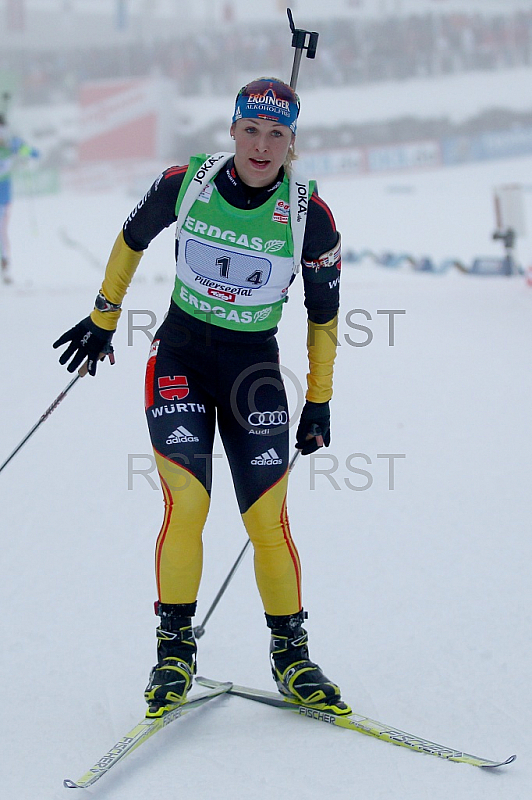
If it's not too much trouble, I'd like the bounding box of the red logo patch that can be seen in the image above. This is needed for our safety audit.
[273,199,290,224]
[208,288,236,302]
[158,376,189,401]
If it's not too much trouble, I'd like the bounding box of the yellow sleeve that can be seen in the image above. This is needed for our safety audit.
[306,315,338,403]
[89,231,144,331]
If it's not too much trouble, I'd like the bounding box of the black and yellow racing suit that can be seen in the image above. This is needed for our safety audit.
[90,158,341,616]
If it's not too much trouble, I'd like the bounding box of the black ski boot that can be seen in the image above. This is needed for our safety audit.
[144,602,197,718]
[266,610,351,715]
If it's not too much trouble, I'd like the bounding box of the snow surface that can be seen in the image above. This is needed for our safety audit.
[1,155,531,799]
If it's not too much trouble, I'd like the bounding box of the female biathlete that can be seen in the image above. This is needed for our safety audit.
[54,77,349,717]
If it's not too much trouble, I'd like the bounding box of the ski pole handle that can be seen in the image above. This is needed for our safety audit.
[287,7,319,90]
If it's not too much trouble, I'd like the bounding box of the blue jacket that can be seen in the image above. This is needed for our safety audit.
[0,135,39,205]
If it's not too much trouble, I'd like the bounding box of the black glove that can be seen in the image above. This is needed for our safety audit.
[53,316,115,376]
[295,400,331,456]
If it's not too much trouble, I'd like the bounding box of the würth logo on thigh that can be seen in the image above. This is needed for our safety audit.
[158,376,189,401]
[251,448,282,466]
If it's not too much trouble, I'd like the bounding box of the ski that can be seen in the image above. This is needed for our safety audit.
[63,682,232,789]
[196,677,516,769]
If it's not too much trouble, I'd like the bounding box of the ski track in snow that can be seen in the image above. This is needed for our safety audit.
[0,155,531,799]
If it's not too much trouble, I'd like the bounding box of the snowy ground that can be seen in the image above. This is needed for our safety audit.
[1,154,531,799]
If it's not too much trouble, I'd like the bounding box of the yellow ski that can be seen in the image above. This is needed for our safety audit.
[64,682,232,789]
[196,677,516,769]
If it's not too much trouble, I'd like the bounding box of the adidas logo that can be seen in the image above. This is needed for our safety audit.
[251,448,282,466]
[166,426,200,444]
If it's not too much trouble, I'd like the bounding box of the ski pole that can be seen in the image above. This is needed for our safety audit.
[0,348,111,476]
[287,7,319,91]
[0,372,83,475]
[193,449,301,638]
[58,228,103,270]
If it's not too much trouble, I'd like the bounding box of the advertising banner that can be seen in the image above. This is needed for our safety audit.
[78,77,173,162]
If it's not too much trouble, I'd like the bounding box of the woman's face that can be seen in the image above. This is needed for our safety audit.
[231,117,294,187]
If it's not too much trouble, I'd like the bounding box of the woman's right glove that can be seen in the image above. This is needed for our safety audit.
[53,317,115,376]
[295,400,331,456]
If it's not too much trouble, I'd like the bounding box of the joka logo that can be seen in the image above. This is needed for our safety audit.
[296,183,308,222]
[166,426,200,445]
[193,154,226,185]
[158,376,189,401]
[251,448,282,466]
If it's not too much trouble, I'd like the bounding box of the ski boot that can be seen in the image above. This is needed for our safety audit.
[144,602,197,718]
[266,609,351,715]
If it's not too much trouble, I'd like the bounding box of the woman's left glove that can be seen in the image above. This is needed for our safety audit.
[53,317,115,376]
[295,400,331,455]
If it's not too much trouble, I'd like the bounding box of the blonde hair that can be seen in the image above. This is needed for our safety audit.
[284,140,298,175]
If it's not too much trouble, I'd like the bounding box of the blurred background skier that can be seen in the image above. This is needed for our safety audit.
[0,113,39,284]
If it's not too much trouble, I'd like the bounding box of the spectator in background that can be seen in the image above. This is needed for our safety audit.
[4,9,532,104]
[0,114,39,284]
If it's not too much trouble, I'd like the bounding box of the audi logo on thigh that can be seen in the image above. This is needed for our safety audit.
[229,361,304,433]
[248,410,289,426]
